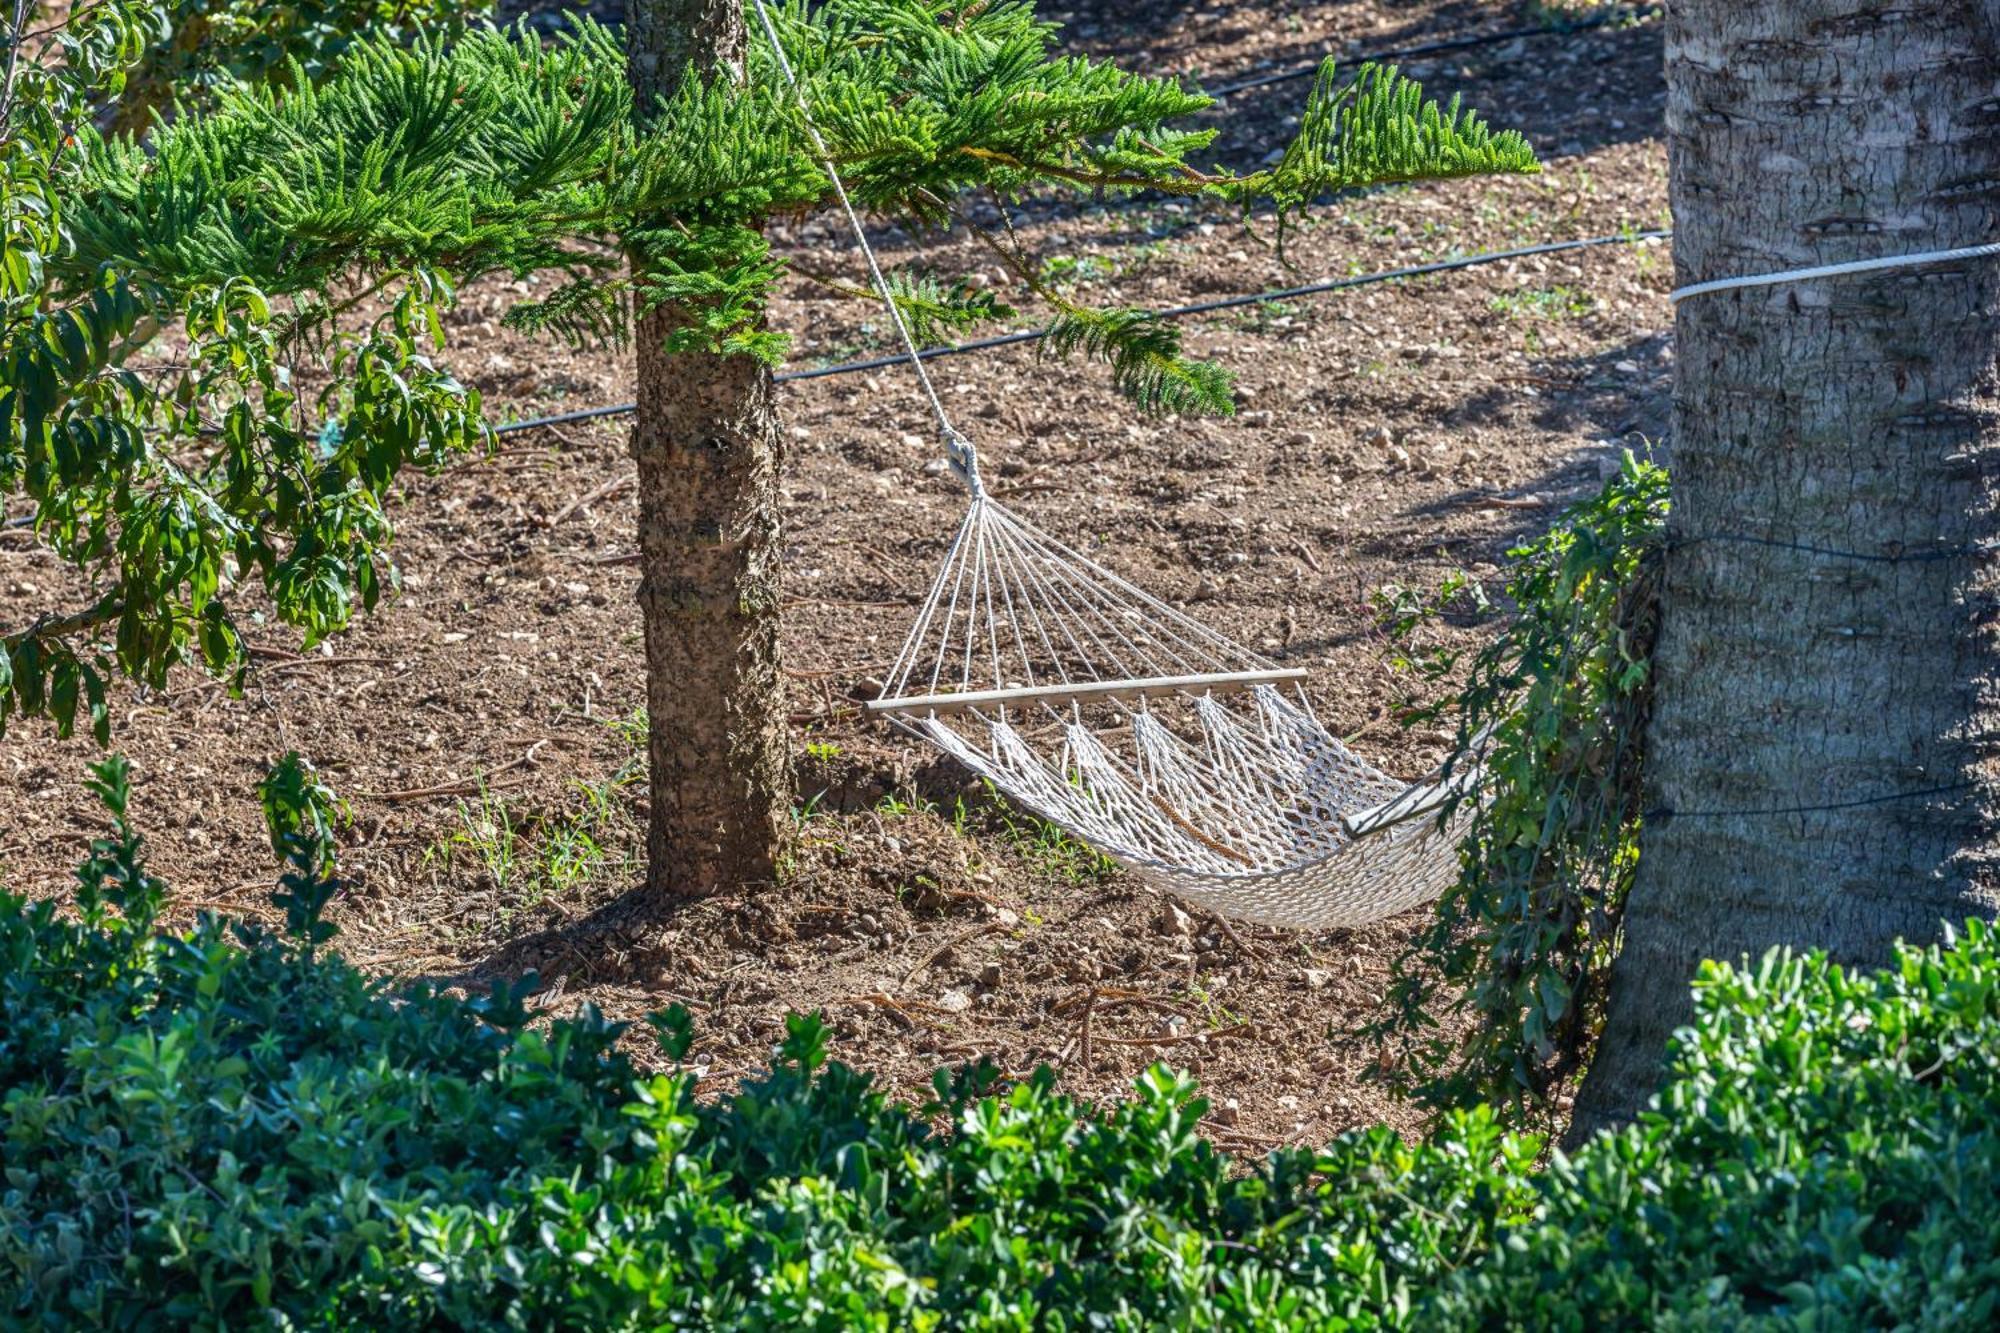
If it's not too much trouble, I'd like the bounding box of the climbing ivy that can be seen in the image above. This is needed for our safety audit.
[1370,455,1668,1125]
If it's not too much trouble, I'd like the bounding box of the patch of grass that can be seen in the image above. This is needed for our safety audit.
[1182,978,1244,1030]
[794,789,833,825]
[875,790,937,820]
[424,768,639,922]
[1489,285,1595,321]
[1230,298,1301,336]
[1038,239,1173,292]
[980,781,1119,886]
[427,785,522,894]
[603,705,648,754]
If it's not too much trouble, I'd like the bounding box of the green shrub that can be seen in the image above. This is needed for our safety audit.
[3,758,1996,1328]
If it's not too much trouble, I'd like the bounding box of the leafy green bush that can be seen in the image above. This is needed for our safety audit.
[1374,456,1668,1122]
[4,758,1996,1328]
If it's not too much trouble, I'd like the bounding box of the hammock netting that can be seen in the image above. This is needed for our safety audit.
[868,497,1473,929]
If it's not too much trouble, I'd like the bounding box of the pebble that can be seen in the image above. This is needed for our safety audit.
[1213,1098,1241,1126]
[978,963,1002,988]
[1285,430,1315,448]
[937,989,973,1014]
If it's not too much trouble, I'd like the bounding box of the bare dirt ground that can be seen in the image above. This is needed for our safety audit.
[0,0,1670,1148]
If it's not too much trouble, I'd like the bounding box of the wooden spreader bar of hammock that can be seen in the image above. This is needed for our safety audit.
[865,668,1310,717]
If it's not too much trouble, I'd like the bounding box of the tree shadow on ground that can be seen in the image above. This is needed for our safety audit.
[1450,326,1672,448]
[1277,328,1670,663]
[436,880,710,992]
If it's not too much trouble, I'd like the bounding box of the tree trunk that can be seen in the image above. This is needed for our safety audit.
[1569,0,2000,1142]
[626,0,792,903]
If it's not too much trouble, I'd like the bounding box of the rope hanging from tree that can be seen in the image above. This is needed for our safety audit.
[747,0,1481,929]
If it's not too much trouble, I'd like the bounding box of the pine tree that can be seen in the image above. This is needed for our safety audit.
[4,0,1537,910]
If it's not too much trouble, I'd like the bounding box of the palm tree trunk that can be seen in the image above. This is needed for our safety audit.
[626,0,792,902]
[1569,0,2000,1142]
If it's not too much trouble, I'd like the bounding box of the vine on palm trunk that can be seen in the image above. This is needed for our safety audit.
[1370,456,1668,1125]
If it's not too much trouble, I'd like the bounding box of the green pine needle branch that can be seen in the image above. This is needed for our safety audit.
[5,0,1537,741]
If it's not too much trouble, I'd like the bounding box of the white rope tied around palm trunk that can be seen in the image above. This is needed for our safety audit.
[748,0,1479,928]
[1670,241,2000,304]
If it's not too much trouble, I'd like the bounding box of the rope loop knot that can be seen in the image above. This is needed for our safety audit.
[944,428,983,496]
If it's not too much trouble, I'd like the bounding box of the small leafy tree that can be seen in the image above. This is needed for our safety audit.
[5,0,1537,907]
[1,0,486,741]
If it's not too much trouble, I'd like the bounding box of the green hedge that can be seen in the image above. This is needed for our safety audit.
[3,760,1996,1329]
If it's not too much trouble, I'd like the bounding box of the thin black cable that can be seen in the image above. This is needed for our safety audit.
[1647,780,1976,824]
[492,228,1671,437]
[1669,532,2000,563]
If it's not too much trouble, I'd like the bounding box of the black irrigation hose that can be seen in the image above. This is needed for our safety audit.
[0,227,1674,522]
[490,228,1673,438]
[0,9,1668,520]
[486,10,1668,439]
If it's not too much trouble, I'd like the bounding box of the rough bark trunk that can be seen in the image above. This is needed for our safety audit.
[626,0,793,903]
[1568,0,2000,1143]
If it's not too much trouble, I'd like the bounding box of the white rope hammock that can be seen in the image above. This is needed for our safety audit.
[751,0,1475,928]
[866,498,1477,928]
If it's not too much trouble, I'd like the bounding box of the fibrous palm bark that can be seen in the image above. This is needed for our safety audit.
[1570,0,2000,1140]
